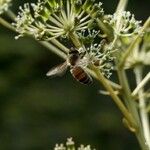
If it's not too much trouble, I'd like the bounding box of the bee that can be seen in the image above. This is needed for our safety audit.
[46,48,92,85]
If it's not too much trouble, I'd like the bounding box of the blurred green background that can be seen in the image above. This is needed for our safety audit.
[0,0,149,150]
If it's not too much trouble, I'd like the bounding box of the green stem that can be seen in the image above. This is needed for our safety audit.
[68,32,82,48]
[117,68,148,150]
[0,17,15,31]
[132,72,150,96]
[0,13,67,60]
[96,19,114,42]
[92,66,137,129]
[6,9,16,20]
[39,41,67,59]
[115,0,128,32]
[115,0,128,13]
[51,39,69,53]
[87,68,122,90]
[134,67,150,149]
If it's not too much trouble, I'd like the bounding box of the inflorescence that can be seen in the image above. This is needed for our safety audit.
[54,138,96,150]
[13,0,103,40]
[0,0,11,14]
[104,11,142,37]
[13,0,143,78]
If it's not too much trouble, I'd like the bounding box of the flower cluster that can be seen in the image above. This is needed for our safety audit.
[77,29,115,78]
[13,0,104,40]
[0,0,11,14]
[125,29,150,68]
[13,0,144,78]
[54,138,95,150]
[87,41,115,78]
[104,11,142,37]
[13,0,116,78]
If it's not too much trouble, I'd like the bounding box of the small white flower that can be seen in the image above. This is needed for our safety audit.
[13,0,104,41]
[104,11,142,37]
[125,31,150,68]
[54,144,66,150]
[86,41,115,78]
[0,0,11,14]
[78,145,96,150]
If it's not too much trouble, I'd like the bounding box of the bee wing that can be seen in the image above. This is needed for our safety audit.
[46,61,68,77]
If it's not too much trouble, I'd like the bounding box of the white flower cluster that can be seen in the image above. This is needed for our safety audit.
[126,31,150,68]
[78,145,96,150]
[54,138,95,150]
[87,42,115,78]
[0,0,11,14]
[13,0,95,40]
[104,11,142,37]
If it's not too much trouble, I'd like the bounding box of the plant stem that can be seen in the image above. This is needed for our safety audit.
[115,0,128,13]
[92,66,137,129]
[0,17,15,31]
[39,41,67,59]
[0,12,68,60]
[134,67,150,149]
[86,68,122,90]
[117,68,149,150]
[132,72,150,96]
[6,9,16,20]
[115,0,128,32]
[69,32,82,48]
[51,39,69,53]
[4,9,70,56]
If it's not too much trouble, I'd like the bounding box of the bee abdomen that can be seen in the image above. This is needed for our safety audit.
[71,66,92,85]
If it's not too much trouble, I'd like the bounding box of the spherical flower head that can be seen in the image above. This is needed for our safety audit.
[78,30,115,78]
[0,0,11,14]
[86,42,115,78]
[104,11,142,37]
[13,0,104,40]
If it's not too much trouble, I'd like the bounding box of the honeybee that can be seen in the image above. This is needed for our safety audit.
[46,48,92,85]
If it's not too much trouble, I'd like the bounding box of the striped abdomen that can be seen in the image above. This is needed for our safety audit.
[70,66,92,85]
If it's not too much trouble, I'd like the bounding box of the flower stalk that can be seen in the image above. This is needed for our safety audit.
[91,65,137,130]
[134,66,150,149]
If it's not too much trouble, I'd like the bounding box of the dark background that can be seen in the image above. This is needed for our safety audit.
[0,0,149,150]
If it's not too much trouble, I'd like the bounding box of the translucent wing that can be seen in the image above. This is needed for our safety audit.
[46,61,68,77]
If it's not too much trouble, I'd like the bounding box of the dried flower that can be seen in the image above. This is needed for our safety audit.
[0,0,11,14]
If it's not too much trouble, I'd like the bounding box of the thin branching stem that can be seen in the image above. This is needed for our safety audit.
[0,17,15,31]
[132,72,150,97]
[6,9,16,20]
[92,66,137,129]
[115,0,128,13]
[39,41,67,59]
[134,67,150,149]
[68,32,82,48]
[117,68,149,150]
